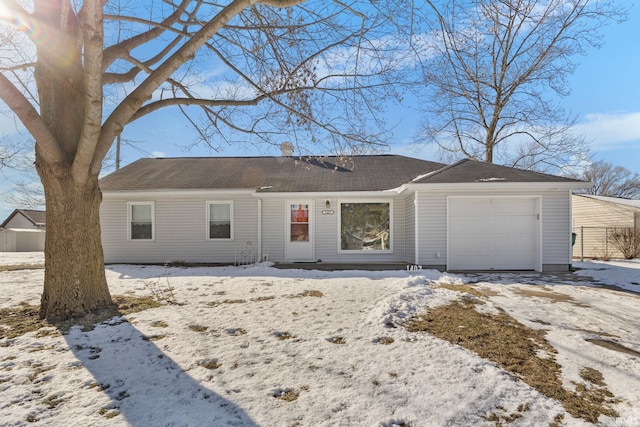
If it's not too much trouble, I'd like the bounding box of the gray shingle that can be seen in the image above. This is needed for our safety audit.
[99,156,585,192]
[413,159,584,184]
[100,155,448,192]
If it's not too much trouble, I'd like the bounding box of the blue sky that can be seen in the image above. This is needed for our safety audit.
[116,4,640,171]
[1,3,639,221]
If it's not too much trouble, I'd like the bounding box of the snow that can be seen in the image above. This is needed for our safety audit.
[1,254,640,426]
[0,252,44,267]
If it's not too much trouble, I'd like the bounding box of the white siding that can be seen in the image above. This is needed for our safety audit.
[541,191,572,269]
[260,199,285,262]
[0,229,45,252]
[404,194,416,264]
[101,194,259,263]
[415,189,572,271]
[314,197,338,262]
[415,193,447,268]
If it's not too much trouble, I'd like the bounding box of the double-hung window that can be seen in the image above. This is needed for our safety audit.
[207,201,233,240]
[128,202,154,240]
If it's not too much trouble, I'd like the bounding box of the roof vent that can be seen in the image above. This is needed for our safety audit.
[280,141,294,157]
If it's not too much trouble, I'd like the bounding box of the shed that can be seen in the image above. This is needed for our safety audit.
[0,209,46,252]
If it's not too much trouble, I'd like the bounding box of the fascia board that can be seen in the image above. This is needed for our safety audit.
[252,190,406,199]
[102,189,257,199]
[402,182,590,192]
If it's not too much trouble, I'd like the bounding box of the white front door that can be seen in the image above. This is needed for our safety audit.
[285,201,314,262]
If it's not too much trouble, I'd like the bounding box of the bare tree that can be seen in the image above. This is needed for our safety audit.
[413,0,625,171]
[569,160,640,199]
[0,0,403,321]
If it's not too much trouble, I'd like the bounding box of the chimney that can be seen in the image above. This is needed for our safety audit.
[280,141,294,157]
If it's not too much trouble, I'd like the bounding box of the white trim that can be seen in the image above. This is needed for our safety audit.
[337,199,394,254]
[254,190,404,199]
[257,198,262,261]
[414,192,419,265]
[104,189,255,199]
[568,189,574,264]
[127,201,155,241]
[205,201,234,241]
[400,181,589,193]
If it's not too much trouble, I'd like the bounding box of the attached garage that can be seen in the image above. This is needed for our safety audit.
[447,197,541,271]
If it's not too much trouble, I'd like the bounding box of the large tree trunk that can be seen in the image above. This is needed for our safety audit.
[38,164,114,322]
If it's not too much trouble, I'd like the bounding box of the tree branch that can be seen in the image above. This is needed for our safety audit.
[0,73,65,164]
[71,0,106,183]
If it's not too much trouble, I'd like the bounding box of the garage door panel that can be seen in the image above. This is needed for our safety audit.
[448,197,538,271]
[450,199,492,216]
[499,216,535,230]
[449,219,492,235]
[492,199,534,214]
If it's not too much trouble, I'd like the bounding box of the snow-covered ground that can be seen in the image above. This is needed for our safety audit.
[1,253,639,426]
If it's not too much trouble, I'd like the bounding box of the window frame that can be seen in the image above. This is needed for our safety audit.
[337,200,393,253]
[127,201,155,241]
[206,201,234,241]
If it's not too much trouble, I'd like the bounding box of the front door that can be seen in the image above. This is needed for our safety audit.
[285,201,314,262]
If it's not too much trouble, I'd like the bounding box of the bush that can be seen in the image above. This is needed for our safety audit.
[607,227,640,259]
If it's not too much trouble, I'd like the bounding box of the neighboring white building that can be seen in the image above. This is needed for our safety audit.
[99,155,588,272]
[0,209,46,252]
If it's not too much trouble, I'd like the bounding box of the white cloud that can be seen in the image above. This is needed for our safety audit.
[573,111,640,151]
[151,151,166,158]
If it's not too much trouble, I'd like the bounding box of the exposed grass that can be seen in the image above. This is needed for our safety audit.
[272,388,300,402]
[0,264,44,272]
[273,331,294,340]
[375,336,394,345]
[197,359,222,370]
[433,283,500,298]
[252,296,276,302]
[207,299,247,307]
[482,403,530,424]
[98,408,120,419]
[0,295,163,339]
[327,336,346,345]
[512,287,589,308]
[188,324,208,332]
[405,299,620,423]
[226,327,247,336]
[586,338,640,357]
[0,304,46,339]
[150,320,169,328]
[112,295,162,315]
[288,290,323,298]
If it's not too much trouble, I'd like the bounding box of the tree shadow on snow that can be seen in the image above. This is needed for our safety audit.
[64,316,257,426]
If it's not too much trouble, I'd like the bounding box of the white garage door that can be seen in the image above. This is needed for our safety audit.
[448,197,539,271]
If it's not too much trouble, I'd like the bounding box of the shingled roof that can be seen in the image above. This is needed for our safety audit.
[99,155,448,192]
[99,155,584,193]
[0,209,46,228]
[412,158,583,184]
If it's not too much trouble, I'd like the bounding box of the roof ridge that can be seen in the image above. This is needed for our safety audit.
[412,158,469,183]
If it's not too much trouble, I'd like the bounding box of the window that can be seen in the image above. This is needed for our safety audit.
[340,202,391,251]
[207,201,233,240]
[290,204,309,242]
[129,202,154,240]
